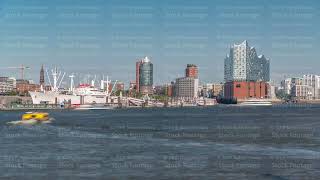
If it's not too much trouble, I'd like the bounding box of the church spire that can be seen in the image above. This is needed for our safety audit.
[40,64,45,86]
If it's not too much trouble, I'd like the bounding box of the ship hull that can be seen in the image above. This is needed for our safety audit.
[237,99,273,106]
[29,92,117,105]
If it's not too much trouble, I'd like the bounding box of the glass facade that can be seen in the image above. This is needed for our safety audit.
[224,40,270,82]
[139,62,153,87]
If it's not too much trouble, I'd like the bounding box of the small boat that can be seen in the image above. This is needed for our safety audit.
[7,112,52,125]
[238,99,272,106]
[22,112,49,121]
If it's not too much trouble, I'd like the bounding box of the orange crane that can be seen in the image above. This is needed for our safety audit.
[1,65,31,80]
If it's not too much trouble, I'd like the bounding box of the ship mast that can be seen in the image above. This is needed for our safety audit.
[52,67,58,91]
[91,75,96,87]
[99,75,111,95]
[51,67,65,92]
[69,74,75,93]
[106,76,109,96]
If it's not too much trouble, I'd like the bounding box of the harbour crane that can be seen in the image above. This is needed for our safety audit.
[0,65,31,80]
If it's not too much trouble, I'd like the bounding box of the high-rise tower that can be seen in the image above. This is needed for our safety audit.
[135,60,142,93]
[185,64,198,78]
[139,56,153,95]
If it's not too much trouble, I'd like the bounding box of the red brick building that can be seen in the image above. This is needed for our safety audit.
[135,60,142,93]
[185,64,198,78]
[167,83,174,97]
[224,81,269,100]
[16,82,40,95]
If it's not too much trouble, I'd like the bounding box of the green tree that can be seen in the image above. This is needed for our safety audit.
[276,90,292,101]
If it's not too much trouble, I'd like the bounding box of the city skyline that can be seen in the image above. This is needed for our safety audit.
[1,0,320,84]
[0,38,317,87]
[1,2,320,179]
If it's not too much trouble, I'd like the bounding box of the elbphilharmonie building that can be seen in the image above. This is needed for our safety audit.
[224,40,270,82]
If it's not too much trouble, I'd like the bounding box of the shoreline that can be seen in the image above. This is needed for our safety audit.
[2,102,320,111]
[2,96,320,111]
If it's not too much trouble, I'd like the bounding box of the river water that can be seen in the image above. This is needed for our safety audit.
[0,105,320,179]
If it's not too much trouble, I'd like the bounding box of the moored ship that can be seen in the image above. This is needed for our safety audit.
[29,67,120,106]
[238,99,272,106]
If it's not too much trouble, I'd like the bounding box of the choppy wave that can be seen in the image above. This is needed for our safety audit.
[0,107,320,179]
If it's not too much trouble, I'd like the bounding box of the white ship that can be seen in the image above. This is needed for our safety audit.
[29,68,119,105]
[196,97,217,106]
[238,99,272,106]
[73,104,115,110]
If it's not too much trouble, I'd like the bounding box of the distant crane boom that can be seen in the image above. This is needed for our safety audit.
[2,65,30,79]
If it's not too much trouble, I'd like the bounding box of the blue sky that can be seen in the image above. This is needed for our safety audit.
[0,0,319,85]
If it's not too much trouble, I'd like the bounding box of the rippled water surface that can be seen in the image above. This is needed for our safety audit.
[1,105,320,179]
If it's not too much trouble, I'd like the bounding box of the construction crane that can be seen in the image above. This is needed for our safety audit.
[0,65,31,80]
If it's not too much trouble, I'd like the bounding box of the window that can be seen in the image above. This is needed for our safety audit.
[236,84,241,88]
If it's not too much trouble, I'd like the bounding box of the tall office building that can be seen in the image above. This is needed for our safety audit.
[135,60,142,93]
[224,40,270,82]
[138,56,153,95]
[173,64,199,99]
[174,77,199,99]
[185,64,198,78]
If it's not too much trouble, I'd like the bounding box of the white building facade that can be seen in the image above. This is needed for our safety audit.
[302,74,320,99]
[281,76,318,100]
[174,77,199,99]
[0,77,16,94]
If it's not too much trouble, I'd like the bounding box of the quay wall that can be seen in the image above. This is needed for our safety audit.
[0,96,32,107]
